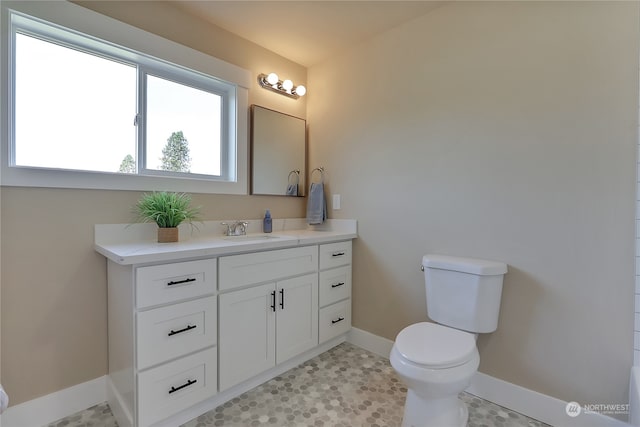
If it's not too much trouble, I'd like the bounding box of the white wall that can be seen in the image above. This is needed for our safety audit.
[308,1,638,409]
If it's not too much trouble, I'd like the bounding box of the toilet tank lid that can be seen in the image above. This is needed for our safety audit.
[422,254,507,275]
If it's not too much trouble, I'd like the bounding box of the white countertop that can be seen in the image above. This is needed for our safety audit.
[95,218,357,265]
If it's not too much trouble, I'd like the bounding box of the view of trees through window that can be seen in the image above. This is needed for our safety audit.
[118,154,136,174]
[118,130,192,174]
[161,131,192,172]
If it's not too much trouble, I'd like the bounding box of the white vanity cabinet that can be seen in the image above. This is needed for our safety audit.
[107,258,218,427]
[218,246,318,390]
[318,241,353,343]
[96,219,357,427]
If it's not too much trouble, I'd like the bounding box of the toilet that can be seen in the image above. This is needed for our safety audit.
[390,254,507,427]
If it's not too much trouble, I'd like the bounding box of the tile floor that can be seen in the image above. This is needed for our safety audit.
[46,343,551,427]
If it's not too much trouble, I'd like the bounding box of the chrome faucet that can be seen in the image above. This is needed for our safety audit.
[221,221,249,236]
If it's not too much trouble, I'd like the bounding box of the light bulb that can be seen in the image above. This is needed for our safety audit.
[294,85,306,97]
[282,79,294,91]
[266,73,278,85]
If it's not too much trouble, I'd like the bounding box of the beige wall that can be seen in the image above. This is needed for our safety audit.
[308,1,638,408]
[1,1,307,405]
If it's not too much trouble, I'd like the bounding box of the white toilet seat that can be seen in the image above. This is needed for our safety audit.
[395,322,476,369]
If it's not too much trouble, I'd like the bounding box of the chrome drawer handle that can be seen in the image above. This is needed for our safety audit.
[168,324,197,337]
[331,316,345,324]
[168,379,197,394]
[331,282,345,288]
[331,252,345,257]
[167,277,196,286]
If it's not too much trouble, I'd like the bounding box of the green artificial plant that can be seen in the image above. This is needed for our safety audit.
[135,191,201,228]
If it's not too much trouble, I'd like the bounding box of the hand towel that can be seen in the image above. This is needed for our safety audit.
[286,183,298,196]
[306,182,327,225]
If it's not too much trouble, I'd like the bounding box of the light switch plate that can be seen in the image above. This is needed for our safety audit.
[332,194,341,210]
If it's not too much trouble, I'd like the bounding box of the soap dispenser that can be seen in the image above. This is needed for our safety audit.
[263,209,272,233]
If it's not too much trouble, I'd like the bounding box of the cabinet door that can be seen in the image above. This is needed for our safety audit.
[219,283,276,391]
[276,273,318,364]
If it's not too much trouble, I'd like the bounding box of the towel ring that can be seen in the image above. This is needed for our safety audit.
[311,167,325,184]
[288,169,300,185]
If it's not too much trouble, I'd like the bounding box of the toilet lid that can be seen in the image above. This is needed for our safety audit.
[395,322,476,368]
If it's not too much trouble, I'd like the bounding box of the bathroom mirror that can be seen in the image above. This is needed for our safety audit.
[251,105,306,196]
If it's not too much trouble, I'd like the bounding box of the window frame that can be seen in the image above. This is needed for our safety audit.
[0,1,250,194]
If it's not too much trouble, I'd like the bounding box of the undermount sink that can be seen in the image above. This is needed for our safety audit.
[223,234,281,242]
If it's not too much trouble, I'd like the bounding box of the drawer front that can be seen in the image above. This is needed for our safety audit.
[137,296,217,370]
[319,241,352,270]
[319,299,351,344]
[137,347,217,427]
[136,259,216,309]
[219,246,317,291]
[319,266,351,308]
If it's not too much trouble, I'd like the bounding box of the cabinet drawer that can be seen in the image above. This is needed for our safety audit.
[137,347,217,427]
[319,241,352,270]
[319,299,351,344]
[137,296,216,370]
[219,246,317,291]
[319,266,351,308]
[136,259,216,309]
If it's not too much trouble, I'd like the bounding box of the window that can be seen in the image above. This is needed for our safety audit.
[145,74,222,177]
[2,4,250,194]
[15,33,137,173]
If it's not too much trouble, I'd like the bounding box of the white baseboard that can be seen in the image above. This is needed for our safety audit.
[347,326,394,358]
[346,327,630,427]
[469,371,630,427]
[0,376,106,427]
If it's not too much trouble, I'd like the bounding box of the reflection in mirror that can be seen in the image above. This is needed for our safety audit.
[251,105,306,196]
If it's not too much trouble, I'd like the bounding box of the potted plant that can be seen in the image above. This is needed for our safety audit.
[135,192,201,243]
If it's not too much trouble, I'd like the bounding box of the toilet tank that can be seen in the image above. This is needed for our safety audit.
[422,254,507,333]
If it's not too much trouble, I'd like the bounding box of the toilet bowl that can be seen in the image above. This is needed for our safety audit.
[390,322,479,427]
[390,255,507,427]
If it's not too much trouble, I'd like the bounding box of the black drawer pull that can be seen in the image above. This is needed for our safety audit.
[270,290,276,312]
[168,324,197,336]
[331,282,345,288]
[169,379,197,394]
[331,316,345,324]
[167,277,196,286]
[331,252,345,257]
[279,288,285,309]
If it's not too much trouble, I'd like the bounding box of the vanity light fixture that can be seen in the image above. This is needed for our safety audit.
[258,73,306,99]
